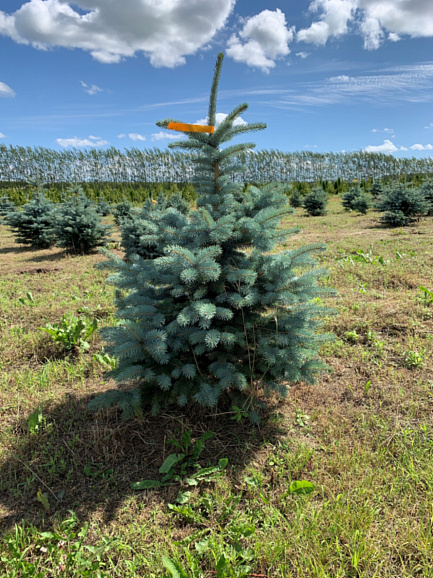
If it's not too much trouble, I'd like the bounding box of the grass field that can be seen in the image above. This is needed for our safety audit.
[1,197,432,577]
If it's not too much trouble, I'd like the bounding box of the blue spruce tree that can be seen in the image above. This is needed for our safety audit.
[54,185,113,254]
[420,179,433,215]
[0,194,15,219]
[90,53,335,422]
[6,176,57,248]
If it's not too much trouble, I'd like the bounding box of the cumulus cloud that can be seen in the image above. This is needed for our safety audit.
[0,132,6,138]
[0,80,15,97]
[297,0,357,45]
[388,32,400,42]
[151,132,182,141]
[360,14,384,49]
[425,123,433,129]
[399,146,408,151]
[56,136,109,147]
[117,134,126,139]
[364,139,398,153]
[295,51,310,58]
[0,0,235,67]
[410,143,433,150]
[358,0,433,40]
[226,9,294,73]
[195,112,247,128]
[128,133,146,142]
[297,0,433,50]
[81,81,103,95]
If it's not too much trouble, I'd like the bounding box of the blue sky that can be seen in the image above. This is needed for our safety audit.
[1,0,433,157]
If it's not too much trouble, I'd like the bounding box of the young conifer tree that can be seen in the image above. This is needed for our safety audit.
[96,199,111,217]
[342,184,372,214]
[376,183,430,226]
[0,194,15,218]
[113,200,134,225]
[420,180,433,215]
[91,53,335,422]
[54,185,113,253]
[289,188,303,208]
[369,182,384,198]
[6,177,57,248]
[303,187,328,216]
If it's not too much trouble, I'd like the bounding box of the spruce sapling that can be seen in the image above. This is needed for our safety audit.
[0,194,15,218]
[113,200,134,224]
[96,199,111,216]
[91,53,335,422]
[342,184,372,214]
[289,188,303,208]
[369,182,384,198]
[303,187,328,216]
[376,183,430,226]
[420,180,433,215]
[54,185,113,253]
[5,177,57,248]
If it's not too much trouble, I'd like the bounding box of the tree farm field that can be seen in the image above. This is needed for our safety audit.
[1,196,433,577]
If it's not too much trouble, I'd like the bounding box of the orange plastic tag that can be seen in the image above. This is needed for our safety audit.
[167,122,214,134]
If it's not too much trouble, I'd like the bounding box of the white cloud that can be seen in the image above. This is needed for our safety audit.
[81,81,103,95]
[425,123,433,129]
[151,132,182,141]
[88,135,102,140]
[297,0,433,50]
[227,9,294,73]
[372,127,394,134]
[399,146,408,151]
[358,0,433,40]
[268,64,433,109]
[410,143,433,150]
[0,0,235,67]
[297,0,357,45]
[128,133,146,142]
[0,80,15,97]
[295,51,310,59]
[388,32,400,42]
[195,112,247,128]
[117,134,126,138]
[364,139,398,153]
[360,14,384,49]
[0,132,6,138]
[56,136,109,147]
[329,75,351,83]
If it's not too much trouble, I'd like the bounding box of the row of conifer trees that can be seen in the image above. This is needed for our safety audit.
[0,177,195,254]
[0,179,113,253]
[2,175,432,257]
[290,180,433,225]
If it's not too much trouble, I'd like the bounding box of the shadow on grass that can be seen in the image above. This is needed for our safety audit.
[27,251,69,263]
[0,245,35,255]
[0,393,283,535]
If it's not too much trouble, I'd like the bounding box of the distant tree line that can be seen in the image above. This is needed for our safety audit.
[1,144,432,189]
